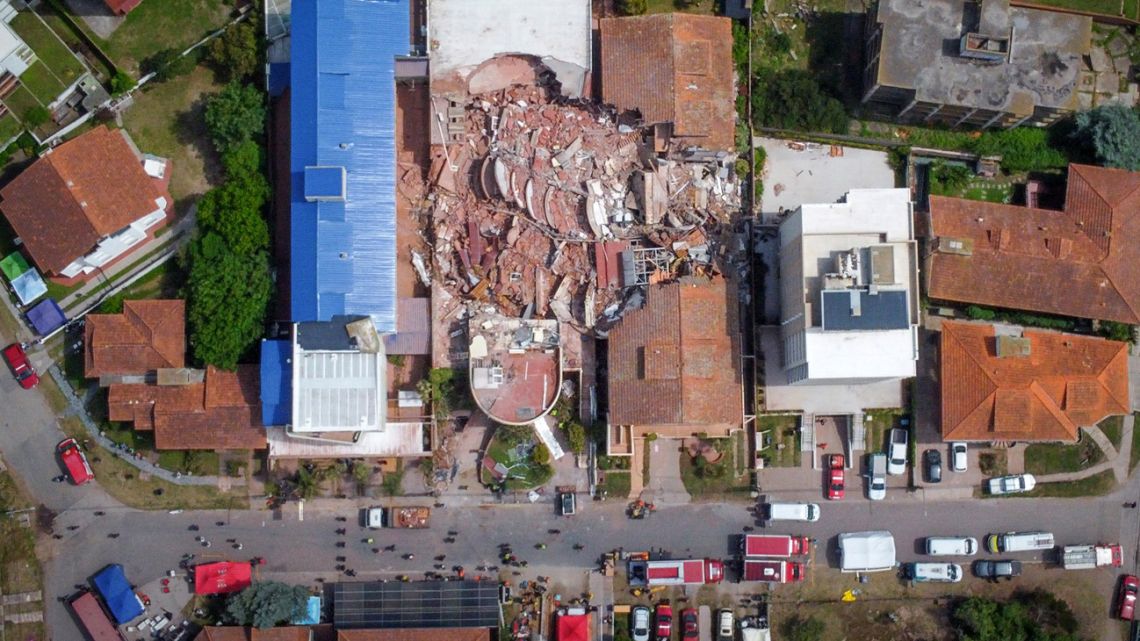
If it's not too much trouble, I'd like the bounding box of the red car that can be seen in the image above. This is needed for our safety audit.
[655,603,672,641]
[2,343,38,389]
[827,454,845,500]
[681,608,698,640]
[57,438,94,485]
[1119,575,1139,620]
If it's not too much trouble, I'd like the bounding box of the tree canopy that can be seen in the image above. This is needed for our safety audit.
[752,69,848,134]
[185,233,272,369]
[196,141,270,256]
[1072,104,1140,170]
[207,20,261,82]
[205,82,266,153]
[953,590,1082,641]
[226,582,311,629]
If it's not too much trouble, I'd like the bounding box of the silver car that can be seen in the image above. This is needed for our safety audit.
[631,606,651,641]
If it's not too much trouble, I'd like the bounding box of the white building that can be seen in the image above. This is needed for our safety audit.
[777,189,919,385]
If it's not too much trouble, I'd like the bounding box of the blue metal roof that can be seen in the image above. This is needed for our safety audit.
[289,0,409,333]
[268,62,290,97]
[91,564,144,625]
[259,339,293,426]
[821,289,910,331]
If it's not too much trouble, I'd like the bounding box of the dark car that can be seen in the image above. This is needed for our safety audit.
[923,449,942,484]
[681,608,698,640]
[2,343,38,389]
[973,559,1021,581]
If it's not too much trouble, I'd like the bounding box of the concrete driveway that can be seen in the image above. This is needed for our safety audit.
[642,438,690,506]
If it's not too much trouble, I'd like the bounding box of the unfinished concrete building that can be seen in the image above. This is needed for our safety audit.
[862,0,1092,128]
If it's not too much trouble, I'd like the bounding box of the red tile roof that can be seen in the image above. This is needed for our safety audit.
[608,277,742,429]
[85,299,185,377]
[108,366,266,450]
[600,14,735,150]
[928,164,1140,323]
[195,627,315,641]
[0,126,166,273]
[940,321,1129,442]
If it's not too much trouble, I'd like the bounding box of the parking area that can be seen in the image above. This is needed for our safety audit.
[755,136,897,222]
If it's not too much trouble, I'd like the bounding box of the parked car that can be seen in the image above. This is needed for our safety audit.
[1119,575,1139,621]
[887,428,908,475]
[716,609,734,641]
[950,442,968,472]
[655,603,673,641]
[631,606,651,641]
[56,438,94,485]
[2,343,38,389]
[559,491,576,516]
[973,559,1022,581]
[987,474,1036,495]
[923,449,942,484]
[681,608,698,640]
[866,453,887,501]
[827,454,845,500]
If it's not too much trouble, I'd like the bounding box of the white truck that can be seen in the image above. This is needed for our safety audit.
[1061,543,1122,570]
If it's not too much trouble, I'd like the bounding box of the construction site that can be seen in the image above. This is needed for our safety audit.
[423,57,747,404]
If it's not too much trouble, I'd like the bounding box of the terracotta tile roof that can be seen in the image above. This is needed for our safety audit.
[337,629,491,641]
[940,321,1129,442]
[195,627,315,641]
[107,366,266,450]
[608,277,742,429]
[85,300,185,377]
[599,14,735,150]
[0,126,165,273]
[928,164,1140,323]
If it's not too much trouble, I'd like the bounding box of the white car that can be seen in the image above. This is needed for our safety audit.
[631,606,650,641]
[987,474,1036,495]
[887,428,908,475]
[951,442,968,472]
[867,453,887,501]
[716,609,734,641]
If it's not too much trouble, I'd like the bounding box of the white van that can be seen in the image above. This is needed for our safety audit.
[765,501,820,523]
[925,536,978,556]
[986,531,1054,553]
[906,562,962,583]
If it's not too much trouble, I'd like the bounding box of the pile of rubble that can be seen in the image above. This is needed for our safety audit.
[429,82,742,332]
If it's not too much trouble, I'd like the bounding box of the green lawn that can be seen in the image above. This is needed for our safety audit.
[645,0,716,14]
[1100,415,1124,450]
[1130,413,1140,473]
[18,60,65,105]
[484,436,553,490]
[0,114,21,144]
[679,433,751,499]
[599,471,631,498]
[758,414,801,467]
[1030,0,1139,20]
[9,11,85,85]
[862,409,902,454]
[2,85,44,123]
[1025,434,1105,475]
[1023,469,1117,498]
[93,0,232,76]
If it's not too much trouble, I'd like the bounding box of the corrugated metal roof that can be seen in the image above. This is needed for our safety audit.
[260,339,293,426]
[289,0,409,333]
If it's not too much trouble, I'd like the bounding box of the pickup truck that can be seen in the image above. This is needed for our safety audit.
[366,506,430,528]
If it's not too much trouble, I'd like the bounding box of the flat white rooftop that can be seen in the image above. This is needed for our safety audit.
[804,328,918,379]
[292,345,385,432]
[265,425,429,458]
[427,0,591,89]
[796,188,913,241]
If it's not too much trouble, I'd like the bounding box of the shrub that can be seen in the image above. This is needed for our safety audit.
[965,305,996,320]
[973,127,1068,172]
[143,48,199,82]
[566,423,587,454]
[928,159,972,194]
[110,71,136,96]
[532,443,551,465]
[22,106,49,128]
[752,68,848,134]
[616,0,647,15]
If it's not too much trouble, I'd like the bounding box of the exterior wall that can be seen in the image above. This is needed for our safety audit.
[58,200,167,278]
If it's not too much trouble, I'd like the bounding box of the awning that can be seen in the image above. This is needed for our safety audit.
[27,299,66,336]
[11,269,46,305]
[193,561,252,595]
[838,531,897,573]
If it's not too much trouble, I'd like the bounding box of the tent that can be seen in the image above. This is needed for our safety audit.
[0,252,29,281]
[838,531,897,573]
[193,561,252,595]
[291,595,321,625]
[27,299,66,336]
[557,609,591,641]
[91,564,144,624]
[10,269,46,305]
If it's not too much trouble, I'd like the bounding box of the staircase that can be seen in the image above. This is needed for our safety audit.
[851,412,866,458]
[800,413,815,461]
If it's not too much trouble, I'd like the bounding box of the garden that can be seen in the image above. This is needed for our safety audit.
[756,414,801,468]
[678,432,750,499]
[482,423,555,491]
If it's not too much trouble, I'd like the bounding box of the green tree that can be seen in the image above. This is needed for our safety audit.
[110,71,136,96]
[781,615,825,641]
[496,423,534,448]
[566,422,587,454]
[207,20,261,82]
[616,0,647,15]
[972,127,1068,173]
[1099,321,1135,343]
[1072,104,1140,170]
[952,592,1082,641]
[928,159,972,195]
[142,48,199,82]
[197,141,270,255]
[22,106,49,128]
[752,69,848,134]
[205,82,266,153]
[532,442,551,465]
[294,466,319,500]
[226,582,311,629]
[185,233,272,369]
